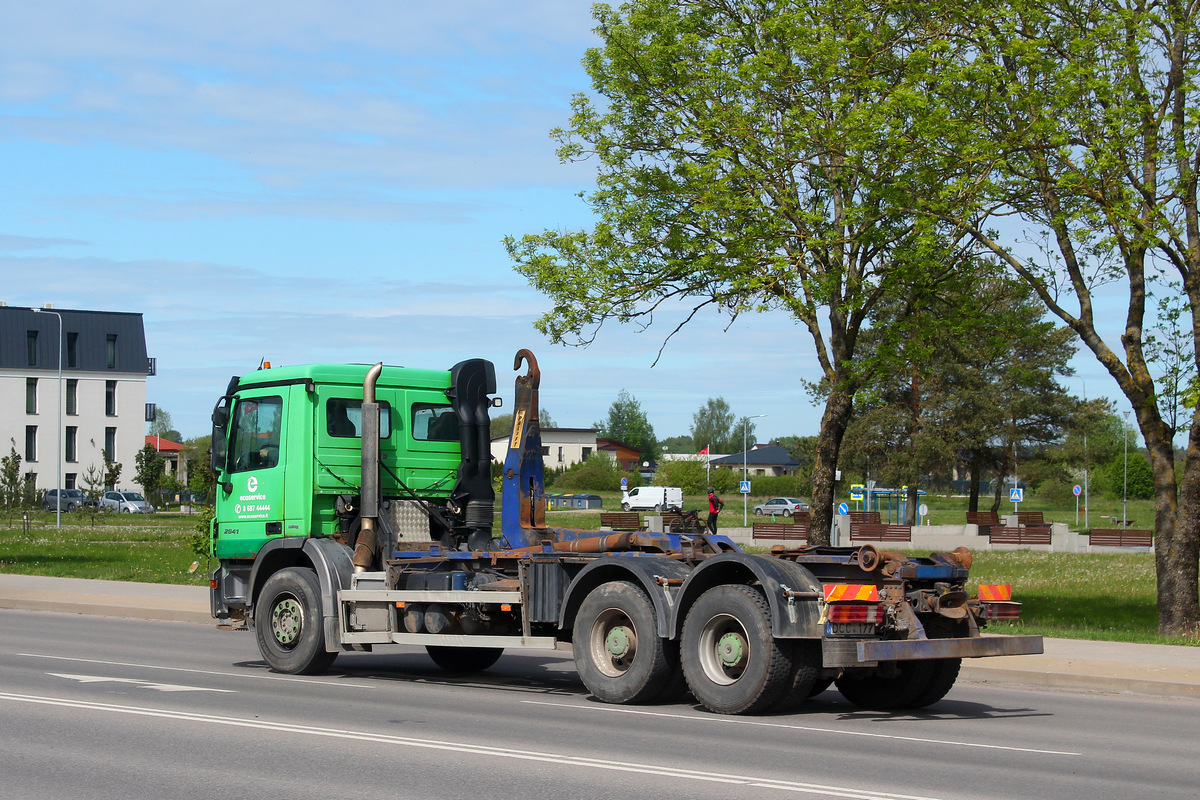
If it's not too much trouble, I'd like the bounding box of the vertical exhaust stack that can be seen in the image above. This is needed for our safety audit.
[448,357,497,551]
[352,362,384,573]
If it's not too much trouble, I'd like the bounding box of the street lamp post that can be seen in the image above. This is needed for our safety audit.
[742,414,767,525]
[1122,410,1131,527]
[34,307,63,529]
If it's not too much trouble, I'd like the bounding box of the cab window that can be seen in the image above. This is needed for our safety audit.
[412,403,458,442]
[326,398,392,438]
[229,396,283,472]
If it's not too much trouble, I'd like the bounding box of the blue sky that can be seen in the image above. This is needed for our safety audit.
[0,2,1145,448]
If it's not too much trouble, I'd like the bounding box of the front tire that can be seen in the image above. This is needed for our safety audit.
[254,567,338,675]
[426,646,503,672]
[754,508,764,516]
[621,502,631,512]
[574,581,675,704]
[681,585,794,714]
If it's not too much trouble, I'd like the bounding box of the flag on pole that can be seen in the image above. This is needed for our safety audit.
[698,446,709,455]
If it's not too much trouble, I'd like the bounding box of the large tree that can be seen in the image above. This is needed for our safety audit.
[690,397,738,454]
[595,389,659,462]
[936,0,1200,635]
[507,0,969,542]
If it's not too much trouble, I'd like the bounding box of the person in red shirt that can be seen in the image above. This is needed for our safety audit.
[706,487,723,534]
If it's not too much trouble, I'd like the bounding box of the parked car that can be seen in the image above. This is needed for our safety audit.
[752,496,809,516]
[100,491,156,514]
[41,489,88,512]
[621,486,683,512]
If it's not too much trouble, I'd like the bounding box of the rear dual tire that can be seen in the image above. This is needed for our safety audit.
[574,581,680,705]
[681,585,794,715]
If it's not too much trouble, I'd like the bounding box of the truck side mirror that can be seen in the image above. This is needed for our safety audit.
[211,396,231,475]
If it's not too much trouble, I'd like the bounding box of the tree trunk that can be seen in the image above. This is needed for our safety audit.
[968,456,982,514]
[809,388,854,546]
[1150,401,1200,636]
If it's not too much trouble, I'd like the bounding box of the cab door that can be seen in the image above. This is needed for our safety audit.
[214,392,286,559]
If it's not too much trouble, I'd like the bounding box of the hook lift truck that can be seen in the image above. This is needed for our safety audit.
[209,350,1042,715]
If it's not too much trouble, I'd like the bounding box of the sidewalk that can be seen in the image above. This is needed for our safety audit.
[1,572,1197,699]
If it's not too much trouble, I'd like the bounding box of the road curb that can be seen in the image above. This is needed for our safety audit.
[960,664,1200,700]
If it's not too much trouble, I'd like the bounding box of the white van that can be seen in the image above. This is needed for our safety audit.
[621,486,683,512]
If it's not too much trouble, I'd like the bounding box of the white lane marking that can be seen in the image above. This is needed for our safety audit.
[20,653,370,689]
[49,673,236,694]
[0,691,942,800]
[521,700,1081,757]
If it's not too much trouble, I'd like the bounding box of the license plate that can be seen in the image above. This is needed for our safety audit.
[827,622,876,636]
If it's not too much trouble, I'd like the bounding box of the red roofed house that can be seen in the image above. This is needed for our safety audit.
[145,435,188,485]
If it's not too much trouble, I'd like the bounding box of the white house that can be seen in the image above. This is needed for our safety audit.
[490,427,599,469]
[0,304,152,492]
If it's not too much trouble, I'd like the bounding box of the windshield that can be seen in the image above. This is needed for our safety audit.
[121,493,145,501]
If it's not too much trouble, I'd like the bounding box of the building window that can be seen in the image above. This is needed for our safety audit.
[104,427,116,459]
[66,426,77,463]
[106,381,117,416]
[65,473,77,490]
[26,378,37,414]
[106,334,118,369]
[66,332,78,368]
[66,380,78,415]
[27,330,38,366]
[541,446,550,456]
[25,426,37,462]
[558,446,564,462]
[582,446,591,462]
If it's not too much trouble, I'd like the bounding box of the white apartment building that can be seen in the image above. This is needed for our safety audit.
[490,427,599,469]
[0,304,152,493]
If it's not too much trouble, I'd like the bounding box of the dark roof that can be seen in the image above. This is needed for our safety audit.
[708,445,799,468]
[0,306,148,374]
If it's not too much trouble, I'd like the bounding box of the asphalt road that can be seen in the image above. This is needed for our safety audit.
[2,610,1197,800]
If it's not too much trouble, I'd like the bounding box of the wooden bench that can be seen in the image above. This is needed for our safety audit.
[1108,517,1137,528]
[988,525,1051,545]
[1016,511,1044,526]
[1088,528,1153,547]
[848,511,882,524]
[967,511,1000,526]
[793,510,810,524]
[752,521,808,542]
[849,523,911,542]
[599,511,644,531]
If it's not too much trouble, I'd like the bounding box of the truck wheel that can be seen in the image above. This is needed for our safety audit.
[621,502,631,512]
[574,581,675,704]
[425,646,504,672]
[775,639,822,712]
[909,658,961,708]
[254,567,337,675]
[681,585,794,715]
[835,660,934,710]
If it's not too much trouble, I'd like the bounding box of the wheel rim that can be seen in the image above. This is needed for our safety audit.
[697,612,749,685]
[271,595,304,649]
[588,607,638,678]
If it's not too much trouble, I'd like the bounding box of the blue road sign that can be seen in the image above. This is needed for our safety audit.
[620,477,628,488]
[838,502,849,515]
[740,480,751,494]
[1073,484,1082,496]
[1010,487,1024,503]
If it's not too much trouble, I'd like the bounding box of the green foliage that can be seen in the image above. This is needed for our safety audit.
[102,449,122,490]
[554,456,641,493]
[1,447,22,513]
[135,443,165,499]
[690,398,739,454]
[190,505,214,559]
[1097,453,1155,501]
[659,434,695,454]
[594,389,658,462]
[653,459,708,494]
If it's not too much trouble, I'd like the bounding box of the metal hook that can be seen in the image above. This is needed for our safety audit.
[513,348,540,389]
